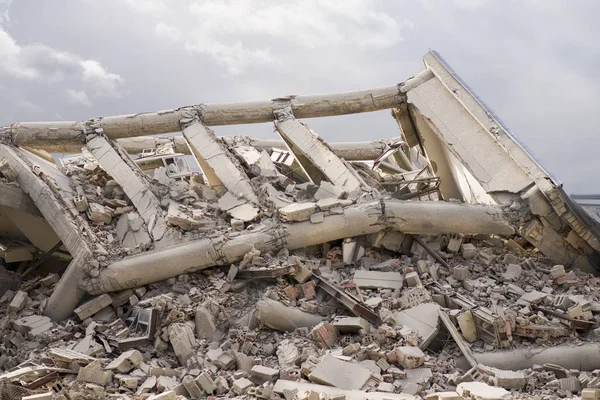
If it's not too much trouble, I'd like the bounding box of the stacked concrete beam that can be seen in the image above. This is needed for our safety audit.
[273,106,364,193]
[0,145,92,321]
[85,127,167,241]
[180,108,258,203]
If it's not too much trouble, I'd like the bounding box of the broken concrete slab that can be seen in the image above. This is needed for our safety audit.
[354,270,403,290]
[279,202,316,222]
[394,303,440,348]
[308,354,372,391]
[74,294,112,321]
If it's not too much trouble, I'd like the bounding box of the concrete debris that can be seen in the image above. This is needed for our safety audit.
[2,50,600,400]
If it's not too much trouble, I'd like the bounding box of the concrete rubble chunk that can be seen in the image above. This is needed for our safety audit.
[353,270,403,290]
[106,349,143,373]
[308,354,372,391]
[233,377,254,395]
[279,202,317,222]
[229,203,259,222]
[77,360,113,386]
[195,305,217,340]
[8,290,28,313]
[87,202,113,224]
[457,311,478,343]
[168,323,196,365]
[395,346,425,369]
[457,381,511,400]
[250,365,280,384]
[503,263,522,280]
[74,294,112,321]
[167,201,202,230]
[21,394,54,400]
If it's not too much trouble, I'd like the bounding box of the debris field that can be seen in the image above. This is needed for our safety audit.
[0,50,600,400]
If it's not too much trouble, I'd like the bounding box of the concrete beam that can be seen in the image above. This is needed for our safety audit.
[83,200,513,295]
[110,136,397,162]
[9,70,434,148]
[85,132,167,241]
[0,145,92,321]
[274,108,364,193]
[180,110,258,203]
[0,181,42,217]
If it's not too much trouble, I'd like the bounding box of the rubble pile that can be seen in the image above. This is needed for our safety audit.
[3,232,600,399]
[1,50,600,399]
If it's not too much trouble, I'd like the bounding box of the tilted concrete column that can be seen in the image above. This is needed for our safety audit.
[83,200,513,295]
[0,145,92,321]
[180,108,258,203]
[274,107,364,193]
[85,129,167,241]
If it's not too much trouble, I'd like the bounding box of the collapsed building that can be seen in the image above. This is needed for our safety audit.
[0,50,600,399]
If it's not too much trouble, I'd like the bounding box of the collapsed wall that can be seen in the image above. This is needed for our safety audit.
[0,51,599,399]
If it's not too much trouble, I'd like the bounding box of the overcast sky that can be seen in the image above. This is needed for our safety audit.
[0,0,598,193]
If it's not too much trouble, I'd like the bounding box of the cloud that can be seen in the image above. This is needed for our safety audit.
[0,14,124,97]
[155,22,182,41]
[80,60,125,97]
[124,0,405,75]
[66,89,92,107]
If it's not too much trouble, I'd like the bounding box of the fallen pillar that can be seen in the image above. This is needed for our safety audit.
[85,131,167,241]
[255,299,323,332]
[456,343,600,372]
[274,107,364,193]
[9,70,434,149]
[0,145,92,321]
[180,109,258,202]
[83,200,513,295]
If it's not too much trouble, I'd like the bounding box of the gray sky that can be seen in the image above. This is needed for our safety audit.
[0,0,598,193]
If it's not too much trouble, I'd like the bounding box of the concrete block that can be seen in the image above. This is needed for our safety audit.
[502,264,522,280]
[405,271,421,287]
[279,202,317,222]
[308,354,372,391]
[87,202,113,224]
[74,294,112,321]
[77,360,113,386]
[40,274,59,287]
[551,264,566,279]
[460,243,476,259]
[233,377,254,395]
[8,290,29,313]
[519,291,547,305]
[494,370,526,389]
[451,265,469,281]
[250,365,280,384]
[73,195,89,212]
[446,234,463,253]
[195,372,216,394]
[183,376,204,398]
[582,388,600,400]
[353,270,403,290]
[395,346,425,369]
[106,349,143,373]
